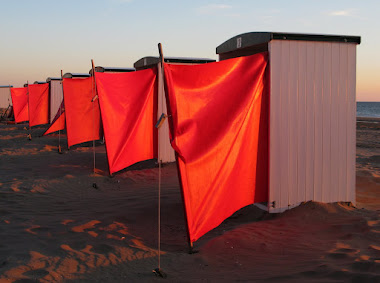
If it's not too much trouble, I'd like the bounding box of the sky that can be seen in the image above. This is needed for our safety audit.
[0,0,379,101]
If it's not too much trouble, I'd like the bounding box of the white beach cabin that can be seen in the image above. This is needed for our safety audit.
[134,57,216,163]
[216,32,361,213]
[0,85,12,109]
[46,77,63,123]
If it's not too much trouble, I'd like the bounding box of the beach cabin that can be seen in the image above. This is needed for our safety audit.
[134,56,216,163]
[0,85,12,109]
[46,77,63,123]
[216,32,361,213]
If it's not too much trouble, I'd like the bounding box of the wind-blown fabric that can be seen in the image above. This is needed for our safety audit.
[164,53,269,243]
[63,77,102,148]
[28,83,49,127]
[43,101,65,136]
[95,68,158,174]
[10,87,29,123]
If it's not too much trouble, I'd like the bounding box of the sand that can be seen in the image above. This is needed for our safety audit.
[0,119,379,282]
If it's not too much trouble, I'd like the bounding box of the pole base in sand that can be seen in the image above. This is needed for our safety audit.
[153,268,167,278]
[189,248,199,254]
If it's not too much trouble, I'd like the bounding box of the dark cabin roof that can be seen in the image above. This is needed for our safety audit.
[33,81,46,84]
[95,66,135,73]
[46,77,61,82]
[89,66,135,75]
[134,56,216,70]
[216,32,361,55]
[62,73,91,79]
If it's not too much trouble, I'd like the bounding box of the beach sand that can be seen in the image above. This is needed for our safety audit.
[0,119,379,282]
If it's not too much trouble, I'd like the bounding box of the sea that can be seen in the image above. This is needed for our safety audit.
[357,102,380,118]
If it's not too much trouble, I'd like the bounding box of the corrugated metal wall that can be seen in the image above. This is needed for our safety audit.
[0,87,12,108]
[158,63,176,163]
[268,40,357,213]
[49,80,63,122]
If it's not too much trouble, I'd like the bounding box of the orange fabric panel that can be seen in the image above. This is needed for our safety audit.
[28,83,49,127]
[95,68,158,174]
[10,87,29,123]
[63,77,102,148]
[164,53,269,243]
[43,101,65,136]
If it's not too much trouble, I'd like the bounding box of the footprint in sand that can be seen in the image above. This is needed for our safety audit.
[71,220,101,233]
[22,268,50,280]
[13,279,41,283]
[67,240,88,251]
[351,261,379,273]
[328,252,350,260]
[25,225,51,236]
[91,243,115,254]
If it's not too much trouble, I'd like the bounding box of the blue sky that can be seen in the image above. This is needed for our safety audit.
[0,0,379,101]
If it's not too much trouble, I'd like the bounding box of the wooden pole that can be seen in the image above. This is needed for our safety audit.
[152,43,166,279]
[91,59,96,174]
[158,43,195,254]
[158,44,163,270]
[27,81,31,140]
[58,70,63,153]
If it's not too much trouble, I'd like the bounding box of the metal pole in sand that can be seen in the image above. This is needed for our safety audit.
[27,81,31,140]
[152,43,166,279]
[91,59,97,174]
[58,70,63,154]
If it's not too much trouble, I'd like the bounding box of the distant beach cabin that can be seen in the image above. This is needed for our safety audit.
[0,85,13,109]
[216,32,361,213]
[134,56,216,163]
[46,77,63,123]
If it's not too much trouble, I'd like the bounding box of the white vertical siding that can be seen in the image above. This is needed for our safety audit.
[339,44,349,201]
[279,40,290,211]
[157,63,176,163]
[347,44,357,205]
[322,43,332,203]
[288,41,299,209]
[268,40,357,213]
[297,42,307,206]
[0,87,12,108]
[314,42,324,202]
[330,43,340,202]
[268,41,282,211]
[305,42,315,202]
[49,80,63,122]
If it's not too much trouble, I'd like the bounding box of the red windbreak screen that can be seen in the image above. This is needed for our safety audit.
[28,83,49,127]
[43,101,65,136]
[11,87,29,123]
[63,77,102,148]
[95,68,158,174]
[164,53,269,243]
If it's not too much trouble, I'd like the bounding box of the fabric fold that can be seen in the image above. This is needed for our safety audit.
[62,77,103,148]
[164,52,269,242]
[43,101,65,136]
[95,68,158,174]
[28,83,49,127]
[10,87,29,123]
